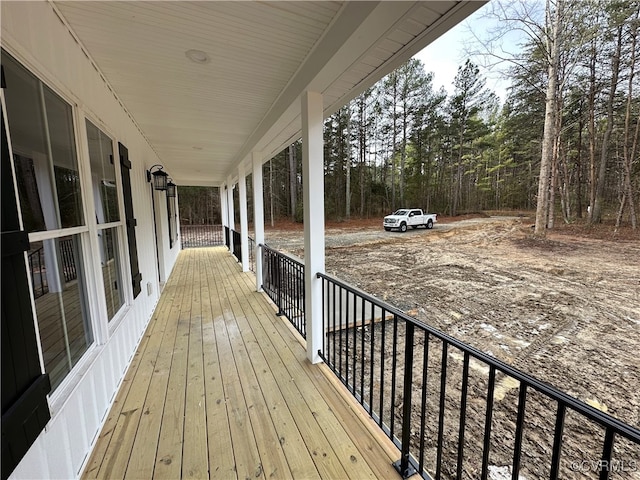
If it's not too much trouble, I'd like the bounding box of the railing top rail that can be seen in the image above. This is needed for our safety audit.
[317,270,640,444]
[261,243,304,267]
[181,224,222,227]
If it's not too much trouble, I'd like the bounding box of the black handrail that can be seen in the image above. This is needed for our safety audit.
[224,226,230,250]
[260,244,305,338]
[180,224,223,248]
[317,271,640,480]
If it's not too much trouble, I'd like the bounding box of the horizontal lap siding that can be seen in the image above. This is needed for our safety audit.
[2,2,176,478]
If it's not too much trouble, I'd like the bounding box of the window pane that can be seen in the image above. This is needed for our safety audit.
[28,234,93,391]
[99,227,125,320]
[45,86,84,228]
[86,121,119,223]
[14,154,46,232]
[3,50,84,232]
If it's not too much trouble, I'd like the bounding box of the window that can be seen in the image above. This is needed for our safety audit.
[86,120,125,321]
[5,54,84,232]
[26,235,93,390]
[4,51,93,391]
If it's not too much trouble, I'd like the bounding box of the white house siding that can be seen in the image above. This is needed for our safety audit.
[2,1,179,477]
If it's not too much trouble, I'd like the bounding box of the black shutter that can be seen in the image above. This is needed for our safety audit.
[166,195,173,249]
[1,106,51,480]
[118,143,142,298]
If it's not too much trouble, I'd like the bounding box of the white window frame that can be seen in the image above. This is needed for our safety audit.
[79,115,133,339]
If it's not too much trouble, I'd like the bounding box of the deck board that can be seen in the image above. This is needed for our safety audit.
[82,247,400,480]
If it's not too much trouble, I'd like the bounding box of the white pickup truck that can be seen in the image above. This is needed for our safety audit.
[383,209,437,232]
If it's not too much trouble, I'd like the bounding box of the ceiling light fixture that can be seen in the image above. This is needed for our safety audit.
[185,49,210,64]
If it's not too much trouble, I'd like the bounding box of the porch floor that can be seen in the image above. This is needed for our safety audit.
[82,247,400,479]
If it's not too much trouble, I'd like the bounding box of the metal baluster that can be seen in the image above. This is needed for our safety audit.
[435,341,449,480]
[379,308,386,428]
[456,352,470,480]
[599,427,615,480]
[481,365,497,480]
[390,314,399,439]
[360,296,366,402]
[512,382,527,480]
[394,322,416,479]
[368,302,375,415]
[345,291,350,389]
[419,332,430,474]
[549,403,566,480]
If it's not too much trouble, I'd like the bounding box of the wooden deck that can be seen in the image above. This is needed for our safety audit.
[82,247,401,480]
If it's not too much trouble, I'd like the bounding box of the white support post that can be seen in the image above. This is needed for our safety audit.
[227,176,235,230]
[238,165,249,272]
[252,151,265,292]
[220,184,227,228]
[227,175,235,254]
[301,91,325,364]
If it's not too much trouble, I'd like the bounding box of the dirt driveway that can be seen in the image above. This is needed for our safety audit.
[265,217,640,478]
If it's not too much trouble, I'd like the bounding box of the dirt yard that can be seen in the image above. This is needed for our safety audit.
[264,216,640,479]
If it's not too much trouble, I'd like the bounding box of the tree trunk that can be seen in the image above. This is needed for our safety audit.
[391,79,398,211]
[591,24,622,224]
[535,0,562,236]
[619,7,639,229]
[587,38,597,221]
[576,113,584,219]
[560,139,572,223]
[345,119,351,220]
[400,100,407,206]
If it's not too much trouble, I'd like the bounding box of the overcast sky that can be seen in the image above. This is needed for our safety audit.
[413,2,530,102]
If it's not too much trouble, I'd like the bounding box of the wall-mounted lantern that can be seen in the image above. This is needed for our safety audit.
[147,164,168,191]
[166,179,177,198]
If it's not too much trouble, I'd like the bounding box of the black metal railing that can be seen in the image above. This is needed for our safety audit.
[59,237,77,283]
[28,247,48,299]
[261,244,306,338]
[180,224,223,248]
[248,236,256,273]
[231,229,242,263]
[224,226,230,250]
[317,272,640,480]
[29,238,78,298]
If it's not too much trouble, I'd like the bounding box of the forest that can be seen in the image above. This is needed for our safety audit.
[179,0,639,233]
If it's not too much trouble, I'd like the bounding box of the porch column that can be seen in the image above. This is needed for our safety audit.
[227,175,235,254]
[238,165,249,272]
[227,177,235,230]
[252,151,265,292]
[301,90,325,364]
[220,184,227,228]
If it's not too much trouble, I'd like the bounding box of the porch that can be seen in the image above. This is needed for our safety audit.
[82,247,400,479]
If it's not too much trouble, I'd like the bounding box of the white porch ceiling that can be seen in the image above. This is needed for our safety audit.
[53,1,484,187]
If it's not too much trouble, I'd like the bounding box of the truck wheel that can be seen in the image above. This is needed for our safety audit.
[400,223,407,232]
[384,227,391,231]
[426,219,433,229]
